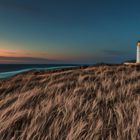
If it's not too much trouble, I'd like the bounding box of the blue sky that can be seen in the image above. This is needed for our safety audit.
[0,0,139,64]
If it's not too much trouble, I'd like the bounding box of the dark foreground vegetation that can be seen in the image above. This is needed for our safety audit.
[0,65,140,140]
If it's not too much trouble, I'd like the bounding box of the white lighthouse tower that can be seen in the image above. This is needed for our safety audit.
[137,41,140,63]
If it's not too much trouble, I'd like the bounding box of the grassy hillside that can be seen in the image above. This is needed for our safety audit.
[0,65,140,140]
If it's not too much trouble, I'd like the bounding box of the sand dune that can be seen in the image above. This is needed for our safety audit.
[0,65,140,140]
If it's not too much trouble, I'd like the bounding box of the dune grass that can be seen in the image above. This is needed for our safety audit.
[0,65,140,140]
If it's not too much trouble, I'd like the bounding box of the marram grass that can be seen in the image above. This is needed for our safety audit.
[0,65,140,140]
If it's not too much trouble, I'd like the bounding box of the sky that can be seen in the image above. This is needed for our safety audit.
[0,0,140,64]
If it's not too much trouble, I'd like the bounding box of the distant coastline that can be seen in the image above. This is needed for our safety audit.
[0,64,81,79]
[0,62,136,79]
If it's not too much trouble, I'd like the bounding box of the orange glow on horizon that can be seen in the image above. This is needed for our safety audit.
[0,47,77,62]
[0,40,50,59]
[0,40,86,63]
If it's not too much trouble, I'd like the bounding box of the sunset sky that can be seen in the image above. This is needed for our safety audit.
[0,0,140,64]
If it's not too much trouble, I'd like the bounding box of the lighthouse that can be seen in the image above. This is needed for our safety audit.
[137,41,140,63]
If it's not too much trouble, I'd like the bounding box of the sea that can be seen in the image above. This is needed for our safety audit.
[0,64,79,79]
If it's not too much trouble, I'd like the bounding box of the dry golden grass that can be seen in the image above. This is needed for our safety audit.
[0,65,140,140]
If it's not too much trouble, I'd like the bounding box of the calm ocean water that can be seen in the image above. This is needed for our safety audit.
[0,64,79,79]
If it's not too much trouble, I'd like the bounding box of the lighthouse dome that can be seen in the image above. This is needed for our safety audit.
[137,41,140,47]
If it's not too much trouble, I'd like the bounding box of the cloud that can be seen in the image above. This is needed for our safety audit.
[102,49,125,56]
[0,56,58,64]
